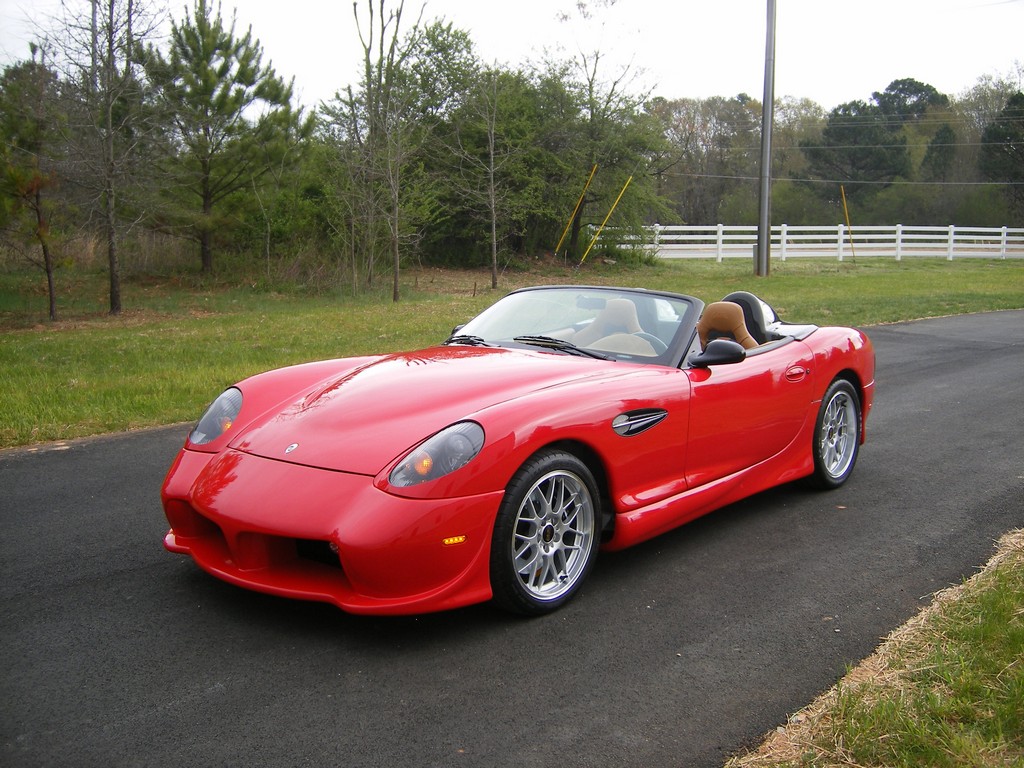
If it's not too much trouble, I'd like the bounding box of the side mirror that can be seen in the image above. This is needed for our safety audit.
[688,338,746,368]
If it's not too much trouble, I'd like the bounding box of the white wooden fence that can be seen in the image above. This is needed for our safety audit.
[646,224,1024,261]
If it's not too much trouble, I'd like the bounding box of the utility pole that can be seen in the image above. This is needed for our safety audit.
[755,0,776,277]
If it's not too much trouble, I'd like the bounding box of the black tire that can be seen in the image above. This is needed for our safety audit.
[807,378,862,489]
[490,450,601,615]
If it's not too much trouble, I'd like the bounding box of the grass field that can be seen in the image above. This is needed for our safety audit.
[2,257,1022,448]
[2,255,1022,766]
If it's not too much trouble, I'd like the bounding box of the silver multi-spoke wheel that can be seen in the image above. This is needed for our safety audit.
[819,390,856,478]
[809,378,862,489]
[491,451,600,614]
[512,469,594,601]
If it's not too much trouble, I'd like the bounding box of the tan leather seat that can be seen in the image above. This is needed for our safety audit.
[573,298,643,347]
[697,301,758,350]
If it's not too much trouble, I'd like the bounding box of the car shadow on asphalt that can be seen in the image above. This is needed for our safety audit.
[167,482,821,652]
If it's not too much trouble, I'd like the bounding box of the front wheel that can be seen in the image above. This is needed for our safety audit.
[807,378,862,489]
[490,451,601,615]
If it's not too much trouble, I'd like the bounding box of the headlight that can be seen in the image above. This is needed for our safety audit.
[389,422,485,487]
[189,387,243,445]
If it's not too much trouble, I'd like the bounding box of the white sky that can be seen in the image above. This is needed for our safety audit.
[1,0,1022,110]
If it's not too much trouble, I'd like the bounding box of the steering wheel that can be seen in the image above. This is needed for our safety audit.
[635,332,668,354]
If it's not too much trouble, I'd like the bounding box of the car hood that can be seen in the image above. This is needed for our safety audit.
[230,346,625,474]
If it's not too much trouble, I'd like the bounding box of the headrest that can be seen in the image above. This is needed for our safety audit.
[698,302,757,349]
[574,298,642,346]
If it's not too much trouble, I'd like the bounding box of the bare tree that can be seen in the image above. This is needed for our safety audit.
[449,68,532,289]
[50,0,165,315]
[352,0,426,302]
[321,1,421,299]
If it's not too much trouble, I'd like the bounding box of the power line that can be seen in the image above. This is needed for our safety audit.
[735,140,1018,152]
[660,171,1024,187]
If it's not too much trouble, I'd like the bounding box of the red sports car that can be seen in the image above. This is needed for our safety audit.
[161,286,874,615]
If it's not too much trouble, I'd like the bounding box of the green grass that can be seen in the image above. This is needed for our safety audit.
[1,257,1022,447]
[0,293,479,445]
[829,543,1024,768]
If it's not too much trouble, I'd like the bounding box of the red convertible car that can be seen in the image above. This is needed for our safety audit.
[161,286,874,615]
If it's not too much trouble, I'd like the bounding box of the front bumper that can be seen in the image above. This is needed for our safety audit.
[161,448,502,615]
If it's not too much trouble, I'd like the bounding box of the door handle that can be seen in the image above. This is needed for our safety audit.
[785,366,810,382]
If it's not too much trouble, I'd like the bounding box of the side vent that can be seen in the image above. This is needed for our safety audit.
[611,409,668,437]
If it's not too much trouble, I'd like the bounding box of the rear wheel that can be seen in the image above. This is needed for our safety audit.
[808,378,861,489]
[490,450,600,615]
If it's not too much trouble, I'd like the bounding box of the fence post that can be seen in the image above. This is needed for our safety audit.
[837,224,845,261]
[947,225,955,261]
[895,223,903,261]
[779,223,787,261]
[716,223,724,263]
[1001,226,1008,259]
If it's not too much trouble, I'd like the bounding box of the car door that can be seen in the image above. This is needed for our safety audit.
[683,339,814,489]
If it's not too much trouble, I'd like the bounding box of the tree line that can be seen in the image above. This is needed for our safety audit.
[2,0,1022,318]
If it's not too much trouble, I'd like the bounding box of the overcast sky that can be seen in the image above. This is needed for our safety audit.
[1,0,1021,110]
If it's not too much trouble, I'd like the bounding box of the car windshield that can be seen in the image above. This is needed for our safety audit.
[451,287,696,364]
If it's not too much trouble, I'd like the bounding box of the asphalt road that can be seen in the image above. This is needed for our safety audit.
[3,310,1022,768]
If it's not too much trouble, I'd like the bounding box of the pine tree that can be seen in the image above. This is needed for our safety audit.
[144,0,311,272]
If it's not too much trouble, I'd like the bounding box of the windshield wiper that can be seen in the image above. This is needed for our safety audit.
[512,335,612,360]
[445,334,493,347]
